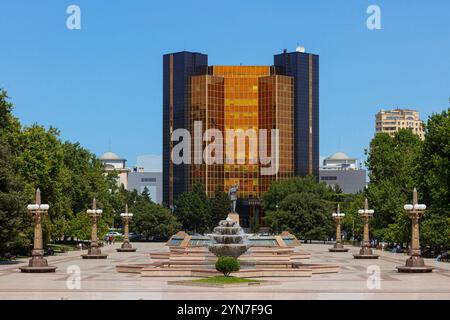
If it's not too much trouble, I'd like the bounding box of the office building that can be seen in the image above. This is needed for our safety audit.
[163,48,319,227]
[127,155,163,204]
[319,152,366,194]
[128,168,163,204]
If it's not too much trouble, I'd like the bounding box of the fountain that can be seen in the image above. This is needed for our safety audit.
[116,186,340,277]
[208,218,250,259]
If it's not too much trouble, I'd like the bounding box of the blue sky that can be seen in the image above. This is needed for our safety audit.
[1,0,449,167]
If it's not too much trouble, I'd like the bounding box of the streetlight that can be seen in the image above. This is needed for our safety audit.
[81,198,108,259]
[397,188,433,273]
[117,204,136,252]
[20,188,57,273]
[329,204,349,252]
[353,198,379,259]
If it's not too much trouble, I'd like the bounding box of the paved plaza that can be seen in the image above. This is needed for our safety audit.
[0,243,449,300]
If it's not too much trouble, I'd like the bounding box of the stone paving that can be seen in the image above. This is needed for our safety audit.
[0,242,449,300]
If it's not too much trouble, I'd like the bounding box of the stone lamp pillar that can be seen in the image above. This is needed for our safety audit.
[397,189,433,273]
[329,204,349,252]
[117,204,136,252]
[20,189,57,273]
[353,198,379,259]
[82,198,108,259]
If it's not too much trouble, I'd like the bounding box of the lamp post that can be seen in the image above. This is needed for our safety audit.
[20,189,57,273]
[397,188,433,273]
[329,204,349,252]
[82,198,108,259]
[117,204,136,252]
[353,198,379,259]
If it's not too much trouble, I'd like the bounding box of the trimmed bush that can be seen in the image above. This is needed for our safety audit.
[215,256,240,277]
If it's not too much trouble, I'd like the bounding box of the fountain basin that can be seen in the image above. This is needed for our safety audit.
[209,244,250,259]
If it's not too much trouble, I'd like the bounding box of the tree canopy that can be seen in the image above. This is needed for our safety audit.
[261,176,335,241]
[0,89,180,254]
[173,183,231,233]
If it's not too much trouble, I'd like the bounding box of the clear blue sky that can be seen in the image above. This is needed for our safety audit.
[1,0,449,167]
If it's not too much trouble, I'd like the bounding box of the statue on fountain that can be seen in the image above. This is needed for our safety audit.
[228,185,238,213]
[227,185,240,225]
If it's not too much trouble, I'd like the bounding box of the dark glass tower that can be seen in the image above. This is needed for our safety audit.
[274,50,319,178]
[162,51,208,207]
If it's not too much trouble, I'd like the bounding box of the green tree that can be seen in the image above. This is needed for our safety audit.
[131,188,180,239]
[0,91,29,254]
[364,130,423,244]
[262,176,335,240]
[0,90,21,148]
[0,136,28,254]
[419,110,450,213]
[67,211,92,241]
[208,187,230,228]
[418,109,450,249]
[0,88,127,251]
[341,192,365,241]
[366,130,422,192]
[15,125,71,242]
[421,215,450,249]
[174,182,210,233]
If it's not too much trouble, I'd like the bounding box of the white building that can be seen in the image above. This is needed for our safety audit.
[319,152,366,194]
[99,152,130,189]
[321,152,359,170]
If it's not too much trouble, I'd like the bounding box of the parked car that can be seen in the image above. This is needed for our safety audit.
[128,233,141,241]
[105,231,123,237]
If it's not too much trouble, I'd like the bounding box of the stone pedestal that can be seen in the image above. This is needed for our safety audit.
[228,213,240,225]
[329,242,349,252]
[117,241,137,252]
[81,246,108,259]
[20,250,57,273]
[353,247,379,259]
[397,256,433,273]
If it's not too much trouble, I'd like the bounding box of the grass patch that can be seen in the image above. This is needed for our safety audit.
[191,276,261,284]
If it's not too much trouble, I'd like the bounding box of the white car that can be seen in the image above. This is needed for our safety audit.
[106,231,122,237]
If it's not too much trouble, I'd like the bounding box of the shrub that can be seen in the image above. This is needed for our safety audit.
[215,256,240,276]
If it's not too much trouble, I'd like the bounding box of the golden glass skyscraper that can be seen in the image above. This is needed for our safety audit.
[163,50,319,227]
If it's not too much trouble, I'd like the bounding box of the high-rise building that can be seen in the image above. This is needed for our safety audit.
[274,47,319,177]
[162,49,319,227]
[163,52,208,209]
[375,108,424,140]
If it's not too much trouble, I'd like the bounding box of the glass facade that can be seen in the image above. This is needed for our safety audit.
[163,52,208,207]
[184,66,294,201]
[189,75,225,195]
[274,51,320,178]
[258,75,294,194]
[163,51,319,226]
[211,66,271,199]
